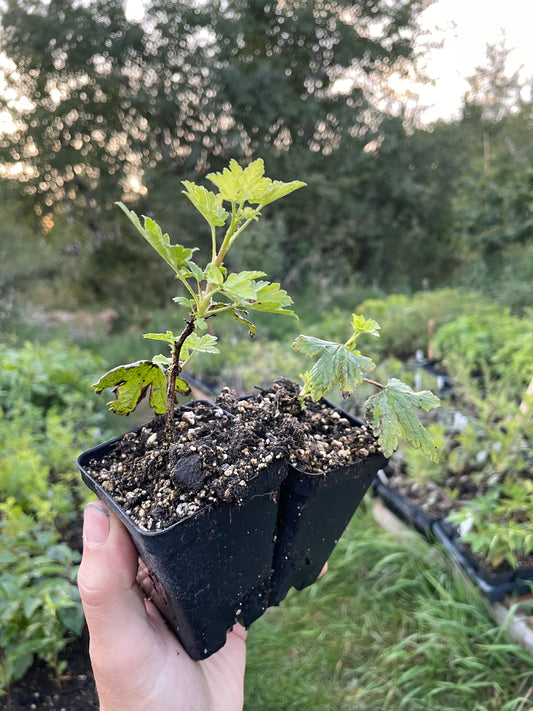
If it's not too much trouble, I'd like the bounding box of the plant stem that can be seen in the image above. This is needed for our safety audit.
[364,377,385,390]
[166,319,196,431]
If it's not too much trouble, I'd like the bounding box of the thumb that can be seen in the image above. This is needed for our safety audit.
[78,502,147,647]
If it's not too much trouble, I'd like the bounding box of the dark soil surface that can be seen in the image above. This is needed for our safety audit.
[84,378,380,531]
[0,633,97,711]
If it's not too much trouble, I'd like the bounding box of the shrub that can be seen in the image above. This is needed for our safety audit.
[0,504,84,695]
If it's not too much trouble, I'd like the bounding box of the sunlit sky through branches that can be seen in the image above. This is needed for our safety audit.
[125,0,533,124]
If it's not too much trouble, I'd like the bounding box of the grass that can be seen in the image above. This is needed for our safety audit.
[244,501,533,711]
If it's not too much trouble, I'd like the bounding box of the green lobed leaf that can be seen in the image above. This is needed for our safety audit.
[292,335,375,400]
[143,330,178,345]
[204,262,226,286]
[351,314,381,339]
[181,182,229,228]
[248,179,307,207]
[207,158,271,203]
[249,281,295,316]
[183,260,204,284]
[364,378,441,460]
[116,202,197,274]
[92,361,167,415]
[207,158,305,206]
[173,296,196,308]
[221,270,267,302]
[181,333,219,363]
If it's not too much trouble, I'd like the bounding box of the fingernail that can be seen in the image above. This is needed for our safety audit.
[84,502,111,546]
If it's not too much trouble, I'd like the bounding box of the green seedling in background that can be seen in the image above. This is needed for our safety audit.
[93,158,439,458]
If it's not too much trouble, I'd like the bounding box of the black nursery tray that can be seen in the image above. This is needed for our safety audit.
[433,521,533,603]
[372,477,439,539]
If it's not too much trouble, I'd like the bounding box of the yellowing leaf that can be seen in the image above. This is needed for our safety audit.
[92,361,167,415]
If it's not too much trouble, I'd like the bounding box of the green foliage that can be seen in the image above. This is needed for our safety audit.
[96,159,303,420]
[433,306,533,397]
[0,511,84,694]
[447,479,533,569]
[352,289,487,359]
[292,335,376,400]
[0,340,112,690]
[293,316,440,459]
[365,380,440,460]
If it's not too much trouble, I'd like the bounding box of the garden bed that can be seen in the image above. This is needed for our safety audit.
[0,632,97,711]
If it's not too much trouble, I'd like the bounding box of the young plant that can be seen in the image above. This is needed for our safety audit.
[292,314,440,459]
[93,158,439,459]
[93,159,305,429]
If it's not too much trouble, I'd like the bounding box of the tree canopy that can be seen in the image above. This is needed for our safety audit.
[0,0,427,240]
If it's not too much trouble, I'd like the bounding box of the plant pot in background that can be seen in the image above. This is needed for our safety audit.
[372,477,439,539]
[433,521,533,603]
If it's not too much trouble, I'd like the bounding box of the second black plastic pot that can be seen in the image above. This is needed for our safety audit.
[268,406,388,606]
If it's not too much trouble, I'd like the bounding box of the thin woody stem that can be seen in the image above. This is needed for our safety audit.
[166,319,196,430]
[363,377,385,390]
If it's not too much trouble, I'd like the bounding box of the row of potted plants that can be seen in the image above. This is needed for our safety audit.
[373,360,533,603]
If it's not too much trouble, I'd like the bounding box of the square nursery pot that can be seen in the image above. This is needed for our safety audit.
[77,394,387,659]
[267,403,388,607]
[77,402,288,661]
[433,521,533,603]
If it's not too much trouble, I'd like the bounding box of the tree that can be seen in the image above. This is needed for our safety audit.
[1,0,428,248]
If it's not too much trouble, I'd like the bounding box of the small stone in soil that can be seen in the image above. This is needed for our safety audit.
[170,452,206,493]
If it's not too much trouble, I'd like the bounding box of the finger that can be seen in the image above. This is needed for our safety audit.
[78,502,147,648]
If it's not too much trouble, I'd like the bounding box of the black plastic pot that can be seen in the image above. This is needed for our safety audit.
[77,397,388,659]
[77,427,287,661]
[372,478,438,539]
[433,521,533,603]
[267,406,388,606]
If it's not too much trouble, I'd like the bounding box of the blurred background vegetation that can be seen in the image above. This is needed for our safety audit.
[1,1,533,706]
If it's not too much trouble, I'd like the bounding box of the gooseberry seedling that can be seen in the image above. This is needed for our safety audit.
[93,159,304,429]
[292,314,440,459]
[93,157,439,459]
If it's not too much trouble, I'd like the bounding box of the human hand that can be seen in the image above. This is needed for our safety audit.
[77,502,247,711]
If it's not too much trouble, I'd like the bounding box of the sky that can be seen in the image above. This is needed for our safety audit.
[410,0,533,122]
